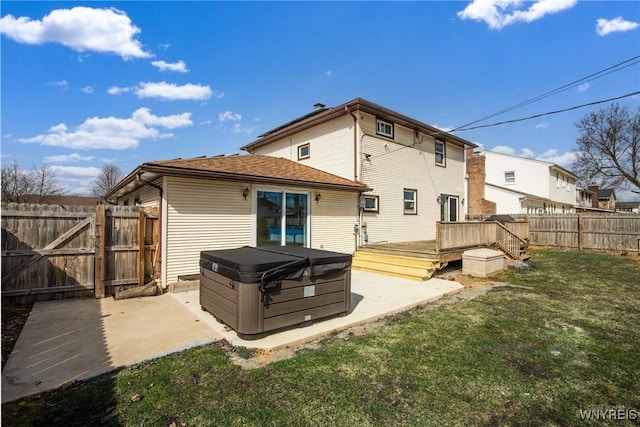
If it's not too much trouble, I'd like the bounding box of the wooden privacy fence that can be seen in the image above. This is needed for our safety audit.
[1,203,158,303]
[528,214,640,254]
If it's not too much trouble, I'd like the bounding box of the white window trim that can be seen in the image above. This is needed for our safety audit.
[505,171,515,184]
[363,195,379,213]
[403,188,417,215]
[297,143,310,160]
[376,119,394,139]
[435,141,446,167]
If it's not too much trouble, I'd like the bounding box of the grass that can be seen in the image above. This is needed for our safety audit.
[3,250,639,426]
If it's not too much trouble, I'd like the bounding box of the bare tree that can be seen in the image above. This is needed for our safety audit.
[92,164,124,197]
[1,161,64,203]
[572,102,640,191]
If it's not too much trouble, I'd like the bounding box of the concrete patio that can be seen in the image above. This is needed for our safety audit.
[2,270,463,403]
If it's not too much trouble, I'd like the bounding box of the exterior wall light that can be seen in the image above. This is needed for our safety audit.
[315,192,321,203]
[242,187,249,200]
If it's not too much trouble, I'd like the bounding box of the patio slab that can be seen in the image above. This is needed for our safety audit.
[1,270,463,403]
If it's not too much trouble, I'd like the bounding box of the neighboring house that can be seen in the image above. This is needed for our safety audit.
[616,200,640,213]
[105,155,368,285]
[467,151,578,215]
[588,185,617,211]
[241,98,477,245]
[575,187,596,210]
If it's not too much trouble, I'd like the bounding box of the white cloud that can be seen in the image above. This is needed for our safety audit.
[535,122,550,129]
[81,85,94,94]
[596,17,639,36]
[18,108,192,150]
[49,165,102,195]
[47,80,68,89]
[0,7,150,59]
[231,123,254,135]
[44,153,95,163]
[325,70,333,77]
[151,60,189,73]
[135,81,212,101]
[458,0,577,30]
[490,145,516,155]
[536,150,576,168]
[218,111,242,122]
[200,120,213,126]
[107,86,131,95]
[520,148,534,158]
[577,83,590,93]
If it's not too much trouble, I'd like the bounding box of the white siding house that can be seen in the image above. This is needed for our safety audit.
[106,155,367,286]
[480,151,578,214]
[242,98,476,244]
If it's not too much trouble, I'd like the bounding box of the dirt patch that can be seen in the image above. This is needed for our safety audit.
[2,303,33,370]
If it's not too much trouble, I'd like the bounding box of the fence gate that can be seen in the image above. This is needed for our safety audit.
[1,203,158,303]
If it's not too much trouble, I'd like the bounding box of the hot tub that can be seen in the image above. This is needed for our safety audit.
[199,246,352,339]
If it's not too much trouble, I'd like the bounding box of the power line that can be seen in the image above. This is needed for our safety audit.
[454,91,640,132]
[451,55,640,132]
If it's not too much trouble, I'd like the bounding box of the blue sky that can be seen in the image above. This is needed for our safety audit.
[2,1,639,196]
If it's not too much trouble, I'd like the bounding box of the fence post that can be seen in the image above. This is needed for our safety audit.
[95,204,106,298]
[578,213,583,251]
[435,222,441,252]
[138,210,145,286]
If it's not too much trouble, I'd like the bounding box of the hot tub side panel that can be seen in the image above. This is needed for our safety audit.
[201,266,351,336]
[262,269,351,333]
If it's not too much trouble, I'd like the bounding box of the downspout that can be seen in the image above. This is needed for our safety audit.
[346,106,363,249]
[137,173,163,283]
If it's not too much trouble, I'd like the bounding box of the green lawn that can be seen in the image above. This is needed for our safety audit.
[3,250,639,426]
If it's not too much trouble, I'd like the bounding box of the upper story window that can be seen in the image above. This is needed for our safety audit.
[505,171,515,184]
[297,143,310,160]
[435,141,446,166]
[376,119,394,139]
[403,188,417,215]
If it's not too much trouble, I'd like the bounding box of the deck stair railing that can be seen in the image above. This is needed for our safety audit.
[495,222,528,259]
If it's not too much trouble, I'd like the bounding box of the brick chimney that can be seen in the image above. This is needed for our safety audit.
[466,148,496,217]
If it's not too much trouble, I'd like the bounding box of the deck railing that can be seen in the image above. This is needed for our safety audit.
[437,221,528,259]
[495,222,527,259]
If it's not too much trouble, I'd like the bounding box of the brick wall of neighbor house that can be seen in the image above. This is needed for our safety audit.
[466,149,496,217]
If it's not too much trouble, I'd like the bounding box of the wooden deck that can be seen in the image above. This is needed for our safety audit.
[358,240,493,263]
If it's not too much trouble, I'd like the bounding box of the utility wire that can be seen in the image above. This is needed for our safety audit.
[454,91,640,132]
[451,55,640,132]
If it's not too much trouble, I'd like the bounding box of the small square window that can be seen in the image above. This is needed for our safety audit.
[376,119,394,138]
[505,171,515,184]
[363,195,379,213]
[403,188,417,215]
[297,143,310,160]
[435,141,446,166]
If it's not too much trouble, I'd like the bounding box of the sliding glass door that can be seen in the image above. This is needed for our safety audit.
[256,190,308,247]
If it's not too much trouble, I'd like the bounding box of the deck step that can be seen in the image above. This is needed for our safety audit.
[352,251,439,281]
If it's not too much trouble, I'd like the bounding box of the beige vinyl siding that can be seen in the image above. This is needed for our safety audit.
[311,190,359,254]
[165,177,252,284]
[119,179,162,208]
[251,115,355,180]
[360,120,466,242]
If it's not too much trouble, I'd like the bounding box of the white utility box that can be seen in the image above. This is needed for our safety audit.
[462,248,504,277]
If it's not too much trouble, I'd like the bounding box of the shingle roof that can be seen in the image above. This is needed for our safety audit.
[598,188,616,200]
[241,98,477,152]
[107,154,369,198]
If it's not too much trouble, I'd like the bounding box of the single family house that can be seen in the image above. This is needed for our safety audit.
[467,150,578,215]
[105,155,368,286]
[241,98,477,245]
